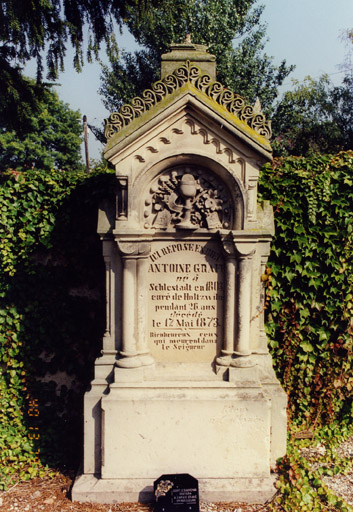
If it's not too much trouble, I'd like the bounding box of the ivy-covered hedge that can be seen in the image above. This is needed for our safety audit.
[259,150,353,427]
[0,168,115,488]
[1,152,353,494]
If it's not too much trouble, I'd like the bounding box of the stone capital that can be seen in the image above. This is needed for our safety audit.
[220,238,236,258]
[137,242,151,257]
[117,176,128,188]
[234,241,256,258]
[116,240,151,257]
[116,241,138,256]
[102,239,114,259]
[219,233,257,258]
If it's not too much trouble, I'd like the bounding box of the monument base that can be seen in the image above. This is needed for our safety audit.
[73,362,286,505]
[72,473,277,504]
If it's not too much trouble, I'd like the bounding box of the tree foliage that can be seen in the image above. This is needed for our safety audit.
[0,0,159,131]
[0,0,159,79]
[272,30,353,157]
[99,0,294,115]
[272,75,353,156]
[0,85,83,172]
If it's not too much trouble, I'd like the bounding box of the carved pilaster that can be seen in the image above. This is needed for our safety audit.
[247,178,258,222]
[101,240,116,356]
[116,176,128,220]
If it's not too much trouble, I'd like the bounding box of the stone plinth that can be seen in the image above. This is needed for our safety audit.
[102,382,269,479]
[73,365,279,504]
[72,474,277,505]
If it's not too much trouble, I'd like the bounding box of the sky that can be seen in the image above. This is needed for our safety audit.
[25,0,353,160]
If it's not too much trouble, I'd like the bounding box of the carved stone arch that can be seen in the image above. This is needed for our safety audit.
[134,154,244,230]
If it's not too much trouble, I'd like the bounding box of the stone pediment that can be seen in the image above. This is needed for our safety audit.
[103,106,265,231]
[104,61,272,162]
[105,106,249,176]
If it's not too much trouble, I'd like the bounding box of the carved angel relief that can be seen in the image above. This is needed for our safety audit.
[143,166,233,230]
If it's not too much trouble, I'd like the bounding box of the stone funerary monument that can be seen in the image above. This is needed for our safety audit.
[72,40,287,504]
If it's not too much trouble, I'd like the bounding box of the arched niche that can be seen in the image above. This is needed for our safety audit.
[133,155,244,231]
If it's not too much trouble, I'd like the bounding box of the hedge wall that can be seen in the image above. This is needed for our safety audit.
[0,168,116,487]
[259,151,353,428]
[1,151,353,491]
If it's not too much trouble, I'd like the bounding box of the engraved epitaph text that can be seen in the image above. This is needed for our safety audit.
[148,241,223,362]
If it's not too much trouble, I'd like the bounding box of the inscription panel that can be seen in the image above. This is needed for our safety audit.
[148,241,224,362]
[154,473,199,512]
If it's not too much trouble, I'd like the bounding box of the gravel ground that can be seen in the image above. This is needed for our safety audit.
[322,472,353,507]
[299,434,353,507]
[1,435,353,512]
[322,435,353,507]
[0,474,273,512]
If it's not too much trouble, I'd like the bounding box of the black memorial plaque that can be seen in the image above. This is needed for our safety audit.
[154,474,199,512]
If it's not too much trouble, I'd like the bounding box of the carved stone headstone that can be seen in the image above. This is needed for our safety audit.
[72,40,287,505]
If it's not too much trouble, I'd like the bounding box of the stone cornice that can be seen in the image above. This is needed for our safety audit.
[104,61,272,143]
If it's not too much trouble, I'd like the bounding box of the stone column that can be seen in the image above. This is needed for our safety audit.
[232,241,256,368]
[116,242,141,368]
[115,241,154,368]
[136,243,154,366]
[216,239,237,367]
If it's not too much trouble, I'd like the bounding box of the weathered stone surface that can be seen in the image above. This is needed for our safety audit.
[161,39,216,80]
[101,382,270,480]
[147,240,224,363]
[72,42,287,505]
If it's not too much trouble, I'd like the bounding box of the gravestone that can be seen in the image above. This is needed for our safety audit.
[72,39,287,504]
[154,474,199,512]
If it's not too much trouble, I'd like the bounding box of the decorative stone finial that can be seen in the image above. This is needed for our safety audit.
[161,40,216,79]
[253,97,263,114]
